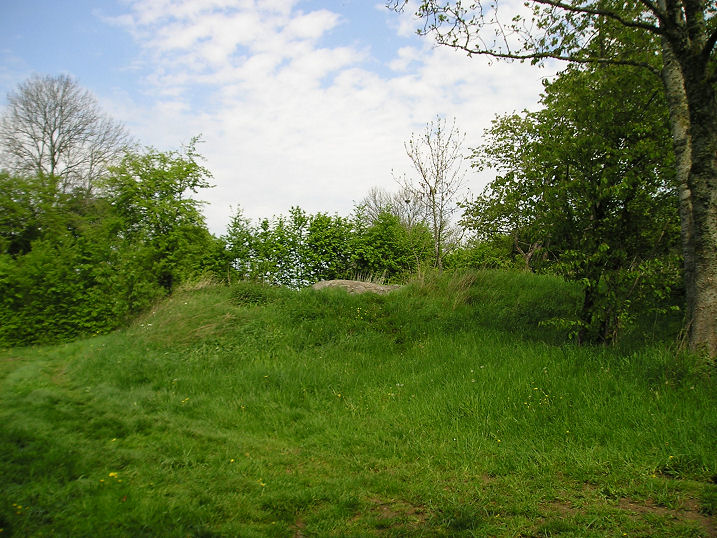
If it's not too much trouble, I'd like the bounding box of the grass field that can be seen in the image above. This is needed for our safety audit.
[1,270,715,536]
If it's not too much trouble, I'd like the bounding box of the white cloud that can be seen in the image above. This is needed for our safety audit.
[389,46,421,72]
[106,0,554,235]
[284,10,341,40]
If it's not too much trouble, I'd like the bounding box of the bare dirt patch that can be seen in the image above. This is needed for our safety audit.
[292,517,306,538]
[543,499,577,517]
[618,498,715,536]
[349,496,431,532]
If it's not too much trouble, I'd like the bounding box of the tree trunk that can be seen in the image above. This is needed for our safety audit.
[513,236,542,272]
[658,0,717,358]
[578,281,598,345]
[681,58,717,357]
[660,36,698,347]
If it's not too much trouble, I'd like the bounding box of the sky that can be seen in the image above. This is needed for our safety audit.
[0,0,557,235]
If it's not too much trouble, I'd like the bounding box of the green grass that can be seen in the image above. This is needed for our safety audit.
[1,270,715,536]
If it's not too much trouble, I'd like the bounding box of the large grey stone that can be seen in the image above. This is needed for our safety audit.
[311,280,400,295]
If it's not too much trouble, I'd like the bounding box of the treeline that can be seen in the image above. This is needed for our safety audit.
[0,61,684,348]
[0,154,448,346]
[0,135,508,347]
[223,207,435,288]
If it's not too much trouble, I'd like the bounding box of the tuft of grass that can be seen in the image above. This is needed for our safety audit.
[0,270,714,536]
[230,280,291,307]
[347,271,391,285]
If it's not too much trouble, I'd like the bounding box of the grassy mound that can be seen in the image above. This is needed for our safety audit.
[1,270,714,536]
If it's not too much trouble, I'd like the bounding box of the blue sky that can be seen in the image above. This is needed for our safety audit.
[1,0,555,234]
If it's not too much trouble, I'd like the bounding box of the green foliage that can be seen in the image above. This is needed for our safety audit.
[224,206,316,287]
[0,140,218,347]
[464,63,681,344]
[102,137,215,292]
[222,207,433,287]
[223,206,255,279]
[0,173,48,256]
[304,212,354,282]
[0,219,165,346]
[351,212,432,280]
[230,280,289,306]
[445,235,514,270]
[0,272,713,536]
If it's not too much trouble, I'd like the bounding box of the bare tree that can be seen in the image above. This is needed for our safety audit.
[358,185,429,228]
[397,116,466,269]
[0,74,132,194]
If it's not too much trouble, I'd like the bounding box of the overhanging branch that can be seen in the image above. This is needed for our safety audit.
[532,0,662,34]
[432,32,661,74]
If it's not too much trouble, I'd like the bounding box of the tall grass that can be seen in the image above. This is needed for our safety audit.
[1,270,714,536]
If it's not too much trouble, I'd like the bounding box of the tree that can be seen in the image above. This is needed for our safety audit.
[357,185,434,269]
[0,171,168,346]
[358,185,429,228]
[0,137,223,346]
[224,206,256,280]
[463,64,681,343]
[389,0,716,356]
[351,211,432,280]
[102,137,214,292]
[460,112,549,273]
[0,74,132,194]
[304,212,354,282]
[0,172,56,256]
[223,206,357,288]
[397,116,467,269]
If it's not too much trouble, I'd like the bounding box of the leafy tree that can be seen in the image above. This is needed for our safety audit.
[244,213,302,287]
[0,138,223,346]
[304,212,354,282]
[351,212,432,280]
[0,74,132,195]
[224,207,352,287]
[445,235,515,271]
[389,0,717,355]
[223,206,256,280]
[222,204,431,287]
[264,210,306,287]
[0,181,164,346]
[463,64,681,343]
[102,137,214,292]
[460,122,549,274]
[224,207,306,287]
[0,172,57,256]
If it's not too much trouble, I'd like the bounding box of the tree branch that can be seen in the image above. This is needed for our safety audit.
[636,0,667,26]
[397,1,663,74]
[432,31,662,74]
[531,0,662,34]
